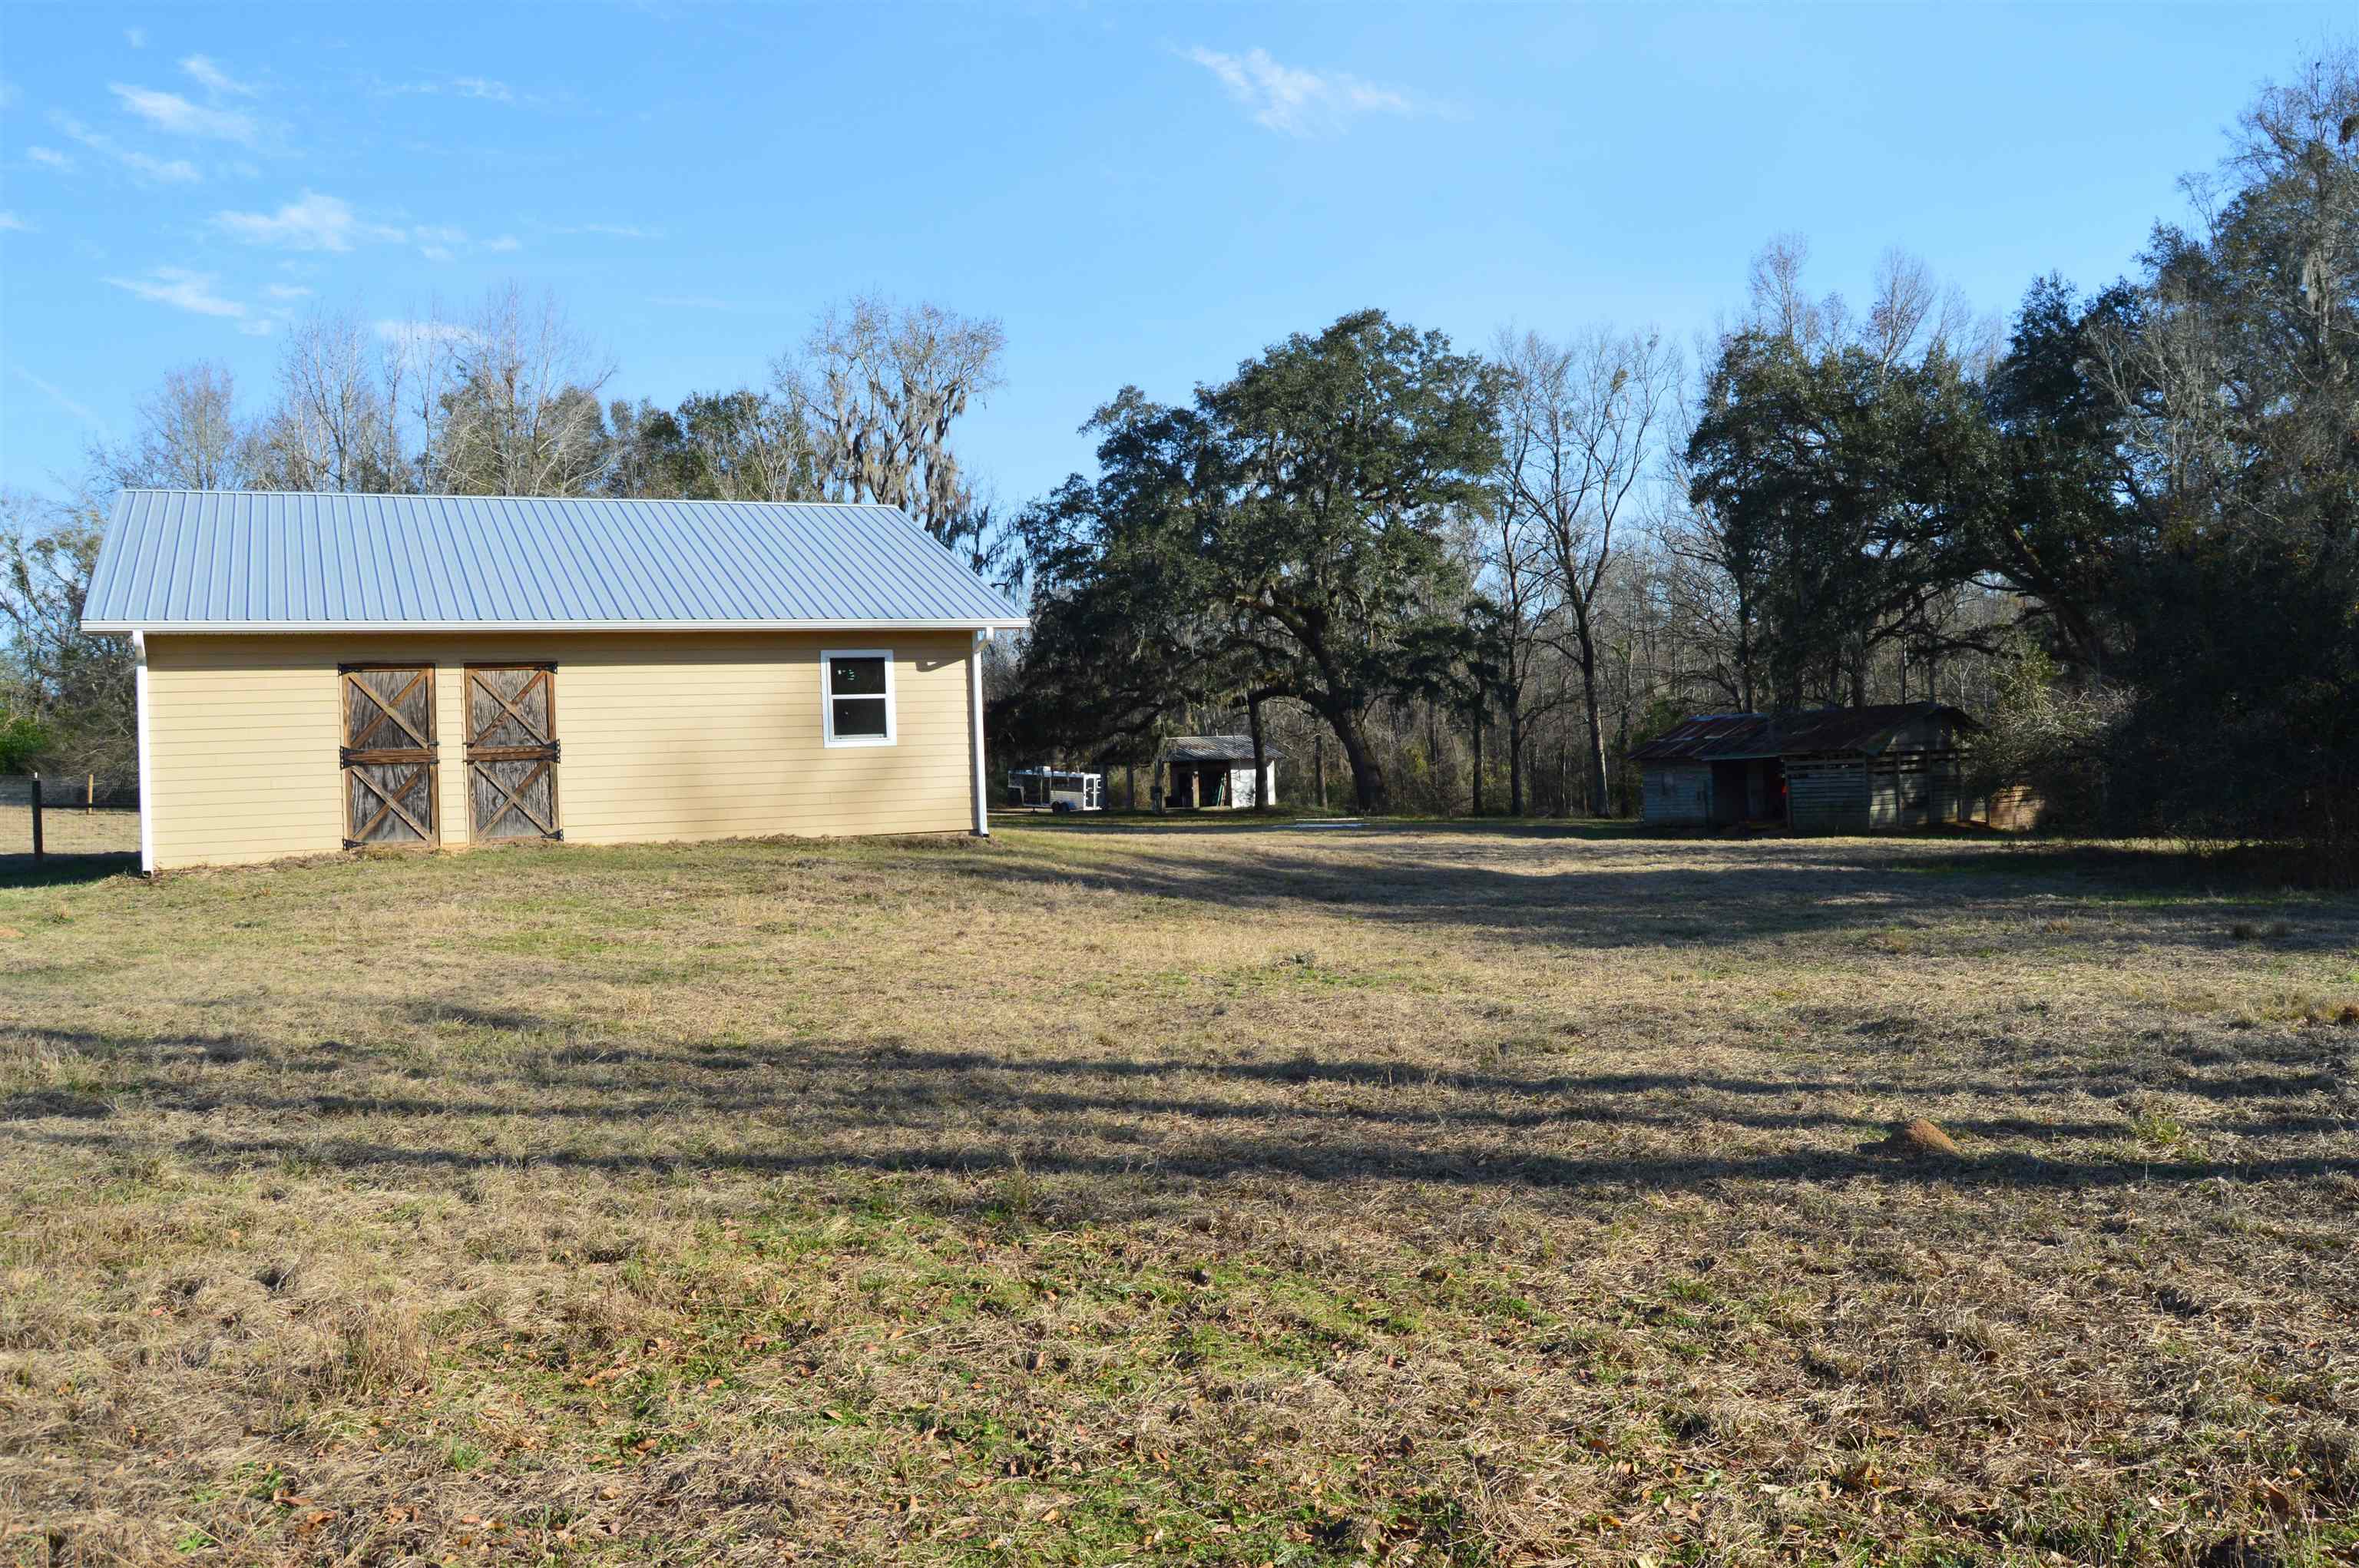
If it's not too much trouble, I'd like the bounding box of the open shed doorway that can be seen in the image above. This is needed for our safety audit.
[1169,762,1230,809]
[1709,757,1787,826]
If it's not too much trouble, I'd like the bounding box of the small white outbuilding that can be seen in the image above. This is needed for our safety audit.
[1154,735,1280,811]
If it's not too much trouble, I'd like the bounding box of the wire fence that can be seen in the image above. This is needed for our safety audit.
[0,774,141,865]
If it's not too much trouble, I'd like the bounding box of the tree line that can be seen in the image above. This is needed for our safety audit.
[5,45,2353,870]
[1001,47,2359,876]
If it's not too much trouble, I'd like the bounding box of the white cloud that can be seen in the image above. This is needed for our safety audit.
[213,190,367,251]
[180,55,255,98]
[265,283,313,299]
[121,148,201,183]
[25,146,73,170]
[0,211,33,233]
[109,82,259,144]
[485,234,521,253]
[124,27,147,48]
[216,192,469,260]
[52,114,200,183]
[105,266,249,320]
[382,75,531,107]
[1183,46,1425,137]
[13,366,106,431]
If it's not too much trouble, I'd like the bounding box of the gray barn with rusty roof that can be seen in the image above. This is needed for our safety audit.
[1627,703,1980,832]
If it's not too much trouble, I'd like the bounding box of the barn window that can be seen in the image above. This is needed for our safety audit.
[822,650,895,746]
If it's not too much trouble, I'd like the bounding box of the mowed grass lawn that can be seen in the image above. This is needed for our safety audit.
[4,820,2357,1566]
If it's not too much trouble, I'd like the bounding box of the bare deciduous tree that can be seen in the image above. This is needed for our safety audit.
[1472,469,1564,816]
[779,295,1007,541]
[435,285,617,497]
[91,363,254,493]
[1498,325,1679,815]
[253,309,407,493]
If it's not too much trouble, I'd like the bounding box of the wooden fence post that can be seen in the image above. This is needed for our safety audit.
[29,772,42,862]
[87,772,94,815]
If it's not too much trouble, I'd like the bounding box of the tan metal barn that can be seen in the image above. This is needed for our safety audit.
[79,491,1029,872]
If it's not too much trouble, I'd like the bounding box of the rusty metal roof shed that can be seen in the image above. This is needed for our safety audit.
[1628,703,1977,764]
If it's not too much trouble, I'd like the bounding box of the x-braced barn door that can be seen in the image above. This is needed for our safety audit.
[341,664,439,848]
[466,665,561,842]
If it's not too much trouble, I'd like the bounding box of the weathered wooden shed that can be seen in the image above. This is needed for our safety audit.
[1629,703,1980,832]
[1154,736,1280,811]
[79,491,1029,871]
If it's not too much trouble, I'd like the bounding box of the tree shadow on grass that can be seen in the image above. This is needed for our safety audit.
[25,1119,2358,1205]
[12,1020,2353,1207]
[931,832,2359,957]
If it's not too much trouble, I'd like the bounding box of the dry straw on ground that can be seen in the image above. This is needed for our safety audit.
[2,819,2355,1565]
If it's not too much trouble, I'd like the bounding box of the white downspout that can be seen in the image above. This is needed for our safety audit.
[132,629,154,875]
[969,630,990,838]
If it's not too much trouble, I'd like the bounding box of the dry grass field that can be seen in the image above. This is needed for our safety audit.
[2,819,2356,1566]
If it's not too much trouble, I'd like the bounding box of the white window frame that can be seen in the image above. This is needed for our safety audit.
[821,648,896,747]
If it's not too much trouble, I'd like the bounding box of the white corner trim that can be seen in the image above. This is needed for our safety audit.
[820,648,896,747]
[970,630,990,837]
[132,630,154,875]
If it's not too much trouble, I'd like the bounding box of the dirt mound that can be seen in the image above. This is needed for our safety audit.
[1867,1116,1964,1159]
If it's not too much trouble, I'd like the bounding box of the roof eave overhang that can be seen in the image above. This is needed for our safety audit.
[83,616,1031,636]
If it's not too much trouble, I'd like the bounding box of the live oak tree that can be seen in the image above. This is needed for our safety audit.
[2086,48,2359,852]
[1974,275,2140,679]
[1684,243,1996,713]
[1199,312,1501,812]
[994,391,1235,768]
[1008,313,1500,813]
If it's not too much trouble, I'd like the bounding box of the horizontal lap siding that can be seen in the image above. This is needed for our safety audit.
[1642,765,1710,825]
[1787,759,1868,833]
[145,632,977,868]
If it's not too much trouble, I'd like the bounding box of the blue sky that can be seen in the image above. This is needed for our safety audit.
[0,2,2347,508]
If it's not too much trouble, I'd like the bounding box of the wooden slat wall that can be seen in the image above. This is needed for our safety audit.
[144,631,978,868]
[1787,759,1868,832]
[1641,765,1711,825]
[1791,751,1970,833]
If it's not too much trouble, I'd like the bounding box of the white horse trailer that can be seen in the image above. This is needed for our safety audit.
[1007,768,1104,813]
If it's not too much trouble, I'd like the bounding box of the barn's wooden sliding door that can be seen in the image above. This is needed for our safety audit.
[465,665,561,842]
[340,664,439,848]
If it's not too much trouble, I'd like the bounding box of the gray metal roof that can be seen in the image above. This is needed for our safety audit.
[1628,703,1977,763]
[81,490,1028,633]
[1158,735,1286,763]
